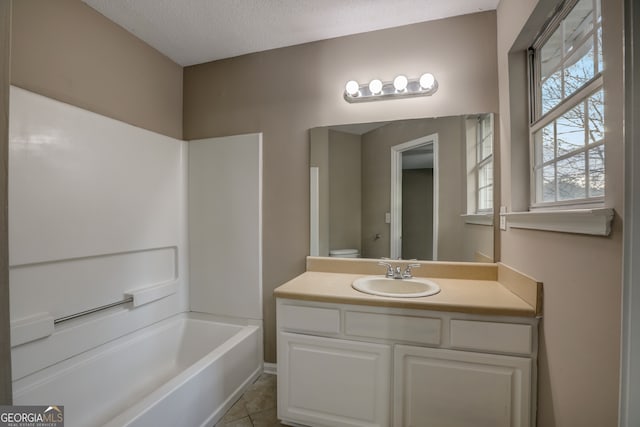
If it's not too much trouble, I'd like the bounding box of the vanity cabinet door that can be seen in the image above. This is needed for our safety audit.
[393,345,531,427]
[278,332,391,427]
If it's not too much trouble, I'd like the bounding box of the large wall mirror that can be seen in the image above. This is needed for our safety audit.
[309,114,496,263]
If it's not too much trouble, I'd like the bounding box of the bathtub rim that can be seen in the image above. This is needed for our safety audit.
[13,311,261,393]
[13,311,264,426]
[103,317,262,427]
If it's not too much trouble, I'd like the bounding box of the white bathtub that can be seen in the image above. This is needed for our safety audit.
[13,313,262,427]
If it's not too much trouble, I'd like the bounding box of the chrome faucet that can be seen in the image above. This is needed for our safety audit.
[402,263,421,279]
[377,260,421,279]
[377,261,395,278]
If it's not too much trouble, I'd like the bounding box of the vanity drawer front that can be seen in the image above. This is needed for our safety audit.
[280,304,340,334]
[450,320,533,355]
[345,311,441,345]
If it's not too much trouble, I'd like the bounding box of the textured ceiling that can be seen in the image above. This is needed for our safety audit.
[82,0,500,66]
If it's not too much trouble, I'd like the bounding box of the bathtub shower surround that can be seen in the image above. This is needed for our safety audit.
[188,133,263,321]
[8,86,264,425]
[8,86,188,378]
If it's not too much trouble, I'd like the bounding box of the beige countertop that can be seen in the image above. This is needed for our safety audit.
[274,271,540,318]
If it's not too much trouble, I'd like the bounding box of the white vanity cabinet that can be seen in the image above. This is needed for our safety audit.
[276,298,538,427]
[278,332,391,427]
[394,346,531,427]
[277,302,391,427]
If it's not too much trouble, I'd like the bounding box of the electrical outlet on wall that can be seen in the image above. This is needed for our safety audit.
[499,206,507,230]
[385,212,391,224]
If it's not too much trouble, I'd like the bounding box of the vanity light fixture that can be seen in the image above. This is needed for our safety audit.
[368,79,383,95]
[344,73,438,103]
[419,73,436,90]
[345,80,360,97]
[393,75,408,92]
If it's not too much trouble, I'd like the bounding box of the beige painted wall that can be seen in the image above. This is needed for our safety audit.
[360,116,468,261]
[10,0,183,139]
[402,169,433,260]
[497,0,624,426]
[328,130,361,253]
[463,223,494,262]
[184,11,499,362]
[0,0,11,404]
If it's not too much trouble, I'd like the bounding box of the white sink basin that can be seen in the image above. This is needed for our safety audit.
[352,276,441,298]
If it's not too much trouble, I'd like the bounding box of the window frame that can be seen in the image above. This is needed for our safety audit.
[475,114,494,214]
[528,0,604,209]
[465,114,494,217]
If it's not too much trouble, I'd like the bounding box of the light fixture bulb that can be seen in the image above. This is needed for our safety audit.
[419,73,436,90]
[393,75,408,92]
[368,79,383,95]
[345,80,360,96]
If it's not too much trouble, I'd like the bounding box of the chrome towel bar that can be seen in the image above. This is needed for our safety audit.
[54,296,134,325]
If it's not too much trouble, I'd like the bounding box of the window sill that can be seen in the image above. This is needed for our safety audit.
[503,208,614,236]
[461,213,494,226]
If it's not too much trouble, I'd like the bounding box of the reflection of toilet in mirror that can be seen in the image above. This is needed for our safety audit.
[329,249,360,258]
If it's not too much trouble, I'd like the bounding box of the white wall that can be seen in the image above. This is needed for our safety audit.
[8,86,188,380]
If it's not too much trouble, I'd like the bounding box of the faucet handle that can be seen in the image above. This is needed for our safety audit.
[377,261,394,278]
[402,263,421,279]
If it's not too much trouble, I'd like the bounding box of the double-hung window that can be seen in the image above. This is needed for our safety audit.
[529,0,603,207]
[466,114,493,216]
[476,114,493,213]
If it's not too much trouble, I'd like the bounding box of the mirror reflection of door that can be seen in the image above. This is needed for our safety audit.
[402,144,434,260]
[390,134,438,260]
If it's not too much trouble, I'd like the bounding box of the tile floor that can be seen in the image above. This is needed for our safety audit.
[215,373,284,427]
